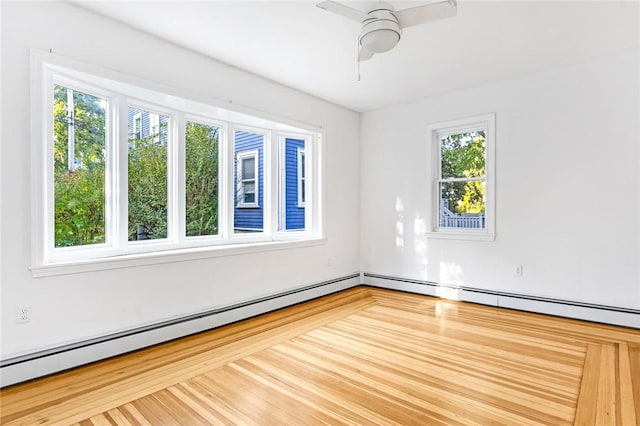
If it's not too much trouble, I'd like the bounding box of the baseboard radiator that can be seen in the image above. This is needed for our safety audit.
[2,271,638,387]
[0,273,361,387]
[363,273,640,329]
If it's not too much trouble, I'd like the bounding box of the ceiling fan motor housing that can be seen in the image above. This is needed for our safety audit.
[359,6,401,53]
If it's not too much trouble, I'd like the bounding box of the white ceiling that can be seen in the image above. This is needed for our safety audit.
[76,1,639,112]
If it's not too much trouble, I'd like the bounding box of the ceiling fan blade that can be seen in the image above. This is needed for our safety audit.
[316,1,367,23]
[358,47,374,62]
[396,0,458,29]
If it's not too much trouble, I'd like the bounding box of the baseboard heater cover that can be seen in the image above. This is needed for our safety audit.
[363,273,640,329]
[0,273,360,388]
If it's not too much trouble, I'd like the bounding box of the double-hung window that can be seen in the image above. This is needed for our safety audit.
[31,51,323,275]
[428,113,495,240]
[236,150,259,207]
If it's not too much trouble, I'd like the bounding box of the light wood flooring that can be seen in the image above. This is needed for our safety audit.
[1,286,639,425]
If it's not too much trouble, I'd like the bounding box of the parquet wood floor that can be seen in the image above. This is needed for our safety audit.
[1,286,638,425]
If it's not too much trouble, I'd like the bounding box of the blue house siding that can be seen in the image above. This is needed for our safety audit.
[234,130,264,231]
[284,138,305,230]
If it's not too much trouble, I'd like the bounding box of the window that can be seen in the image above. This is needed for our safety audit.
[132,112,142,140]
[278,137,307,232]
[185,120,220,237]
[52,84,107,248]
[127,107,170,241]
[428,113,495,240]
[236,150,259,207]
[31,51,323,275]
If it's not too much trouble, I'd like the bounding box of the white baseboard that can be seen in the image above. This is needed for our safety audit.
[0,274,360,387]
[363,273,640,329]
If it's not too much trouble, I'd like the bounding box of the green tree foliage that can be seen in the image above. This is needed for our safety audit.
[185,122,219,237]
[54,92,221,245]
[127,123,168,241]
[53,85,106,247]
[440,131,486,214]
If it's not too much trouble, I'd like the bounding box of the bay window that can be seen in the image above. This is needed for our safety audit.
[30,51,323,276]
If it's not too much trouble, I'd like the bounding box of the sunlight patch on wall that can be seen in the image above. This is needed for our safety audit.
[414,213,428,278]
[439,261,464,286]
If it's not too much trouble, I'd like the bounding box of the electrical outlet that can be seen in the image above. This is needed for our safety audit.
[16,305,30,323]
[514,265,523,277]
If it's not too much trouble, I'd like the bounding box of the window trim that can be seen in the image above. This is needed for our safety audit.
[427,113,496,241]
[297,147,306,208]
[30,49,324,276]
[236,149,260,208]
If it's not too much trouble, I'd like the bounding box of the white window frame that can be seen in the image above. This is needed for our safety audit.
[236,149,259,208]
[30,50,324,277]
[297,148,306,208]
[427,113,496,241]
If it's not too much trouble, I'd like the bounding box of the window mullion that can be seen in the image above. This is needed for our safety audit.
[117,96,129,250]
[266,131,277,238]
[226,126,237,239]
[173,112,186,244]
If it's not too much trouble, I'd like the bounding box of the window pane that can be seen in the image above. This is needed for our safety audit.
[439,180,486,229]
[53,85,107,247]
[244,181,255,195]
[278,138,306,231]
[185,121,219,237]
[440,130,486,179]
[128,106,169,241]
[234,130,263,233]
[242,157,255,180]
[244,190,255,204]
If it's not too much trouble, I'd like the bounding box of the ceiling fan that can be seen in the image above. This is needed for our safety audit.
[317,0,458,61]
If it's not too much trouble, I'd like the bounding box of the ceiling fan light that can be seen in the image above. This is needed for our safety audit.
[360,29,400,53]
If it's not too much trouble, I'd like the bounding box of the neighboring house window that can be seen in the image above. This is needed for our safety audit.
[236,150,259,207]
[31,51,322,275]
[133,112,142,140]
[428,113,495,240]
[298,148,306,207]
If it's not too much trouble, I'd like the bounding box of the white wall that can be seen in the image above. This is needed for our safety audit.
[0,2,360,358]
[360,47,640,309]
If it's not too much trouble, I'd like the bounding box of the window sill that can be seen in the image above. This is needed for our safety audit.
[30,238,326,278]
[427,231,496,242]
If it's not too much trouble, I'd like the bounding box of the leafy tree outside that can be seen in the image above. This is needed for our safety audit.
[53,85,106,247]
[185,122,219,237]
[127,109,168,241]
[440,130,486,215]
[53,91,220,246]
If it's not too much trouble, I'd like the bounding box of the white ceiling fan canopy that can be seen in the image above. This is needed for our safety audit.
[359,9,401,54]
[317,0,458,61]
